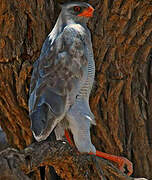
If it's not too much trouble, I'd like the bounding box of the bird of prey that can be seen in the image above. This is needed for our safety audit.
[29,2,133,176]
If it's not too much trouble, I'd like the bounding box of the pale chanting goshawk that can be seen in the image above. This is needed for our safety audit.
[29,2,133,175]
[29,2,96,153]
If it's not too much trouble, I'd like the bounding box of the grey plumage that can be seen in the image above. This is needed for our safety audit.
[29,2,96,153]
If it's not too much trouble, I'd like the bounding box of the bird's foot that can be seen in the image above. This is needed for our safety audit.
[90,150,133,176]
[64,130,133,176]
[116,156,133,176]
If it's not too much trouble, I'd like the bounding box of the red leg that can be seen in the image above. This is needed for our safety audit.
[89,150,133,176]
[64,130,133,176]
[64,130,74,147]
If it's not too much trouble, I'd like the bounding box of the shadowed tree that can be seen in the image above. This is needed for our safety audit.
[0,0,151,179]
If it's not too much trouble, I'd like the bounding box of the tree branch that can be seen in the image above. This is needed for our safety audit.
[0,140,144,180]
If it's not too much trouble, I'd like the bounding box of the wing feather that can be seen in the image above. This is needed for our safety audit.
[29,24,88,116]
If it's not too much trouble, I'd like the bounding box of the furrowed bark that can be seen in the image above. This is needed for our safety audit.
[0,141,136,180]
[0,0,151,179]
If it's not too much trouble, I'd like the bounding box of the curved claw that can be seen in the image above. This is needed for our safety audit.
[94,150,133,176]
[117,157,133,176]
[64,131,133,176]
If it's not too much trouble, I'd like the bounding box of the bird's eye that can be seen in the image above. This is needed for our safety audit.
[73,6,81,12]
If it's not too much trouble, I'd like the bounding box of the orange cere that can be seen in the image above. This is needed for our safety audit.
[78,6,94,17]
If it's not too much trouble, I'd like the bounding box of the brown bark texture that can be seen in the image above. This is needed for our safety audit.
[0,0,152,179]
[0,140,135,180]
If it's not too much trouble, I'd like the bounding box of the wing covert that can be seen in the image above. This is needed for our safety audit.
[29,24,88,114]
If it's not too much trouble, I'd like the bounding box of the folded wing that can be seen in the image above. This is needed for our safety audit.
[28,24,88,141]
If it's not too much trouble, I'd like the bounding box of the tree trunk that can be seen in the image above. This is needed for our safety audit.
[0,0,151,179]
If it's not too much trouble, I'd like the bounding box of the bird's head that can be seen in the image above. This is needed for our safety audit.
[60,2,94,24]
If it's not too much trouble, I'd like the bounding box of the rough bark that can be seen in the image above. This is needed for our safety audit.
[0,0,55,149]
[0,0,152,179]
[0,140,143,180]
[89,0,152,179]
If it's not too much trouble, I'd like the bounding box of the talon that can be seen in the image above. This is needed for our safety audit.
[112,156,133,176]
[94,150,133,176]
[64,130,133,176]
